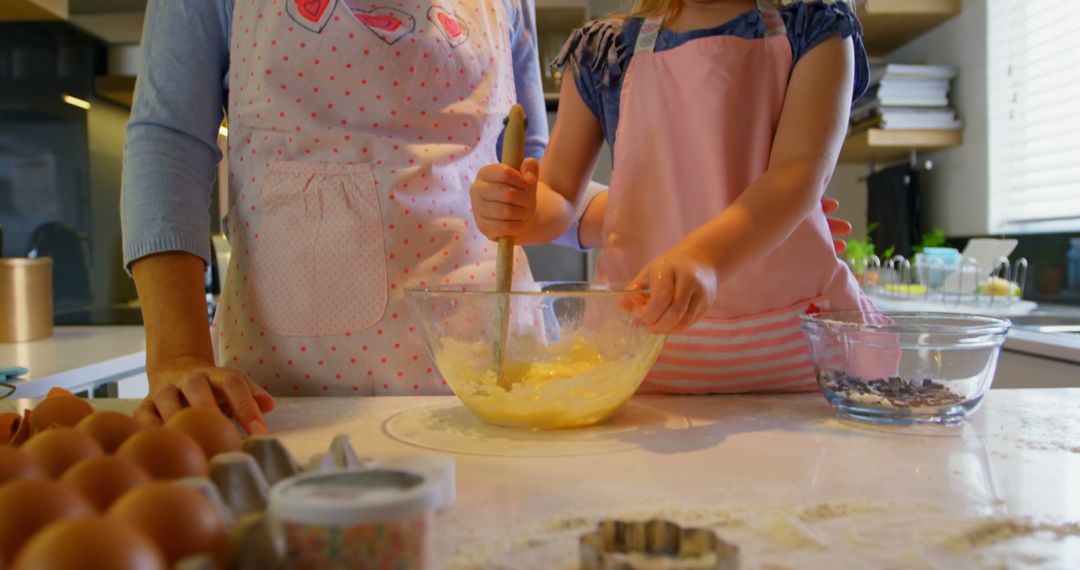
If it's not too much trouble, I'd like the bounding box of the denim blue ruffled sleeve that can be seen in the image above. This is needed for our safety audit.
[784,1,870,102]
[551,18,629,122]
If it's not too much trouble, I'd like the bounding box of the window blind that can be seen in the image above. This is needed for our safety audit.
[989,0,1080,231]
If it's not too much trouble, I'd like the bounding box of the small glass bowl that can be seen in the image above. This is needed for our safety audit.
[799,312,1010,425]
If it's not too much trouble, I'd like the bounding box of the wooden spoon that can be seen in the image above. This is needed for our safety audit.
[494,104,527,389]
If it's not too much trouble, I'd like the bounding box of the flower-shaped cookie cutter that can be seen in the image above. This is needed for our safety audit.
[580,519,739,570]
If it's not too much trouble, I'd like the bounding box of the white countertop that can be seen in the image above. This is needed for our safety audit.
[11,392,1077,569]
[0,326,146,398]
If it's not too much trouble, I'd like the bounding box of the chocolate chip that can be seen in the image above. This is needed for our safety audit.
[821,371,964,408]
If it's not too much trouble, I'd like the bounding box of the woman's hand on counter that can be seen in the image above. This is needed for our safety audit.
[134,355,275,435]
[132,252,273,435]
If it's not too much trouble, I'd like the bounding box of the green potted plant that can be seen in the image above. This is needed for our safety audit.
[913,228,947,253]
[843,223,892,286]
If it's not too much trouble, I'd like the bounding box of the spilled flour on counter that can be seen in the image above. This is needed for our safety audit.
[943,519,1080,551]
[1011,440,1080,455]
[798,502,889,523]
[442,499,903,569]
[439,499,1080,570]
[761,517,827,551]
[982,399,1080,457]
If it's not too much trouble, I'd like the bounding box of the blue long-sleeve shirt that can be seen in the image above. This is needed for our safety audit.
[121,0,554,269]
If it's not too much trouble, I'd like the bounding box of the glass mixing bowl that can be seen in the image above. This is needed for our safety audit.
[405,283,664,429]
[800,311,1010,425]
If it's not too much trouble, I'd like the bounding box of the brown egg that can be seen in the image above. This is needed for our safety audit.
[22,428,104,478]
[0,448,45,487]
[108,482,229,568]
[12,516,166,570]
[29,396,93,434]
[116,428,208,480]
[0,479,94,563]
[46,388,75,398]
[8,410,32,447]
[0,413,20,445]
[76,411,143,454]
[164,407,243,459]
[60,456,150,512]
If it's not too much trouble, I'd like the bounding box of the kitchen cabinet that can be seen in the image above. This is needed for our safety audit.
[995,326,1080,389]
[995,350,1080,390]
[839,128,963,164]
[857,0,962,57]
[95,75,135,107]
[2,0,67,21]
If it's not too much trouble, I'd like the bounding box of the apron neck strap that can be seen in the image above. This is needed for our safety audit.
[634,14,665,54]
[757,0,787,38]
[634,1,787,55]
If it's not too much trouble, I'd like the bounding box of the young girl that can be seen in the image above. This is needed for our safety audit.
[470,0,873,393]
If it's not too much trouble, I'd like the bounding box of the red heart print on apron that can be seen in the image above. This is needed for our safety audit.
[428,6,469,47]
[341,2,416,44]
[286,0,337,32]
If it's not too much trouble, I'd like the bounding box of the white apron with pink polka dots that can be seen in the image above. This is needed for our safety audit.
[213,0,533,396]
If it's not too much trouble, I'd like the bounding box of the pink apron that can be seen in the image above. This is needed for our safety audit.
[214,0,534,395]
[597,1,870,393]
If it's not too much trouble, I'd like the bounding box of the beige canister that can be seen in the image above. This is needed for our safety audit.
[0,258,53,342]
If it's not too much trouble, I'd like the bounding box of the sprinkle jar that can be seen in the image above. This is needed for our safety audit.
[269,469,439,570]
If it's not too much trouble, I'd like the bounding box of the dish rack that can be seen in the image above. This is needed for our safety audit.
[849,254,1032,315]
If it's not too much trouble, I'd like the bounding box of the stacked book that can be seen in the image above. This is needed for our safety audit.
[851,64,962,132]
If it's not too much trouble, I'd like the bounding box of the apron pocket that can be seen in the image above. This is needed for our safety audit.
[644,296,828,393]
[249,162,388,337]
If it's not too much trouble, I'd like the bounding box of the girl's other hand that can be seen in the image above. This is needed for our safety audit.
[821,197,852,254]
[134,356,276,435]
[627,245,718,335]
[470,157,540,241]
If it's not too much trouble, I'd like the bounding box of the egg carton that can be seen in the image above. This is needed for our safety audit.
[169,434,455,570]
[580,520,740,570]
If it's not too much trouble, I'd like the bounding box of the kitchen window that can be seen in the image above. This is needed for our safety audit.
[988,0,1080,233]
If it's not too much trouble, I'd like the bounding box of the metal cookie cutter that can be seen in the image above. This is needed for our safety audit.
[580,519,739,570]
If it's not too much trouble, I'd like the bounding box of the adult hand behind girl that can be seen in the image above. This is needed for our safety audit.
[822,197,852,253]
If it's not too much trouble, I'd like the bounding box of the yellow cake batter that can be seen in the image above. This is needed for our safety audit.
[435,334,664,429]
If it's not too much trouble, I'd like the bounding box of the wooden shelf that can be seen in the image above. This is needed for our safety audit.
[95,75,136,108]
[858,0,962,57]
[1,0,67,21]
[839,129,963,164]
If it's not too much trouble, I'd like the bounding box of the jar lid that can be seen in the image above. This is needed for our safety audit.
[369,455,455,510]
[269,469,439,526]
